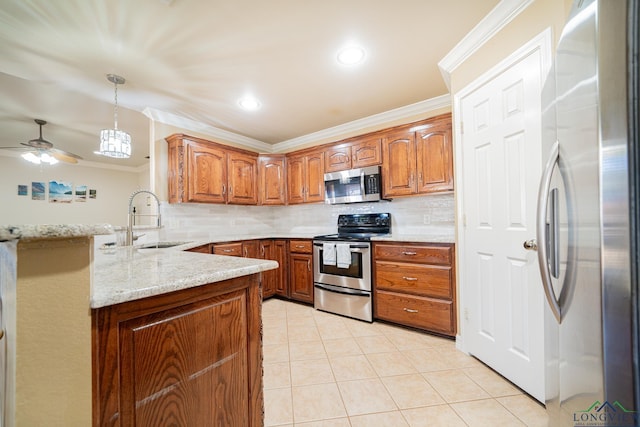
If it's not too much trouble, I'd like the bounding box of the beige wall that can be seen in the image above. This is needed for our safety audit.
[0,155,148,226]
[15,237,92,427]
[450,0,570,94]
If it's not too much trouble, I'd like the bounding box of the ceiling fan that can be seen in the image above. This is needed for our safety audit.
[0,119,83,164]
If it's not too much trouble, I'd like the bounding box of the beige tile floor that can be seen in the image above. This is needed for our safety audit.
[262,298,549,427]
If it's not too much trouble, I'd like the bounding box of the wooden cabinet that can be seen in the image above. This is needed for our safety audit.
[166,134,258,205]
[260,239,287,299]
[288,240,314,303]
[373,242,456,336]
[242,240,260,258]
[212,242,243,256]
[228,152,258,205]
[381,114,453,198]
[92,275,263,427]
[258,155,286,205]
[186,243,212,254]
[286,151,324,204]
[324,136,382,173]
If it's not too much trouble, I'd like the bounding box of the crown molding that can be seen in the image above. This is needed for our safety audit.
[142,107,273,153]
[273,94,451,153]
[438,0,535,89]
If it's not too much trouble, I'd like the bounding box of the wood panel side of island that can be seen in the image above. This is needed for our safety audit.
[92,273,264,427]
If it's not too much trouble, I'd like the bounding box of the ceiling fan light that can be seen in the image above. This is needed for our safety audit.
[21,151,58,165]
[99,129,132,158]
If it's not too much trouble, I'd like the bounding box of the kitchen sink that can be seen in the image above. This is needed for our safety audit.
[138,241,190,249]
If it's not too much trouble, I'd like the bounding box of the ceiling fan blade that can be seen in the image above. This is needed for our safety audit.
[49,148,81,164]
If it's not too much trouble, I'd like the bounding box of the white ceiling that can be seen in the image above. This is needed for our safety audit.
[0,0,499,167]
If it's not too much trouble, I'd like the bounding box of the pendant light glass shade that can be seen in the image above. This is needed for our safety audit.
[98,74,131,158]
[99,129,131,158]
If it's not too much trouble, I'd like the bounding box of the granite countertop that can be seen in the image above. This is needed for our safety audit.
[92,245,278,308]
[0,224,114,241]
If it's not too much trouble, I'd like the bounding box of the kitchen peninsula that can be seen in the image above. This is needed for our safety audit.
[0,225,277,427]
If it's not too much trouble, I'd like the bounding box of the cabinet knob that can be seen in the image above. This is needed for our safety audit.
[523,239,538,251]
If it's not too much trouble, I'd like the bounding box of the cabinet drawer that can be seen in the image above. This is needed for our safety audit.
[375,261,452,299]
[185,243,212,254]
[212,242,243,256]
[289,240,312,254]
[375,290,455,336]
[374,244,452,265]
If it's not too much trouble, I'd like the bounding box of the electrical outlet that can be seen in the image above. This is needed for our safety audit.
[464,307,469,321]
[423,214,431,225]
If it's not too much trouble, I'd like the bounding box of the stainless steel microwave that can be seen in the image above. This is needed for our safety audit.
[324,165,382,204]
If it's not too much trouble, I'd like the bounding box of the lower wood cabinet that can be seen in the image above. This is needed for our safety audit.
[92,275,263,427]
[288,239,314,304]
[260,239,287,299]
[373,242,456,336]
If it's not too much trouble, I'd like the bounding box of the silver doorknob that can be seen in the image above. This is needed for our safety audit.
[523,239,538,251]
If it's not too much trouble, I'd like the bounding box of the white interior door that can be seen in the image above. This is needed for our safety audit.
[457,39,547,402]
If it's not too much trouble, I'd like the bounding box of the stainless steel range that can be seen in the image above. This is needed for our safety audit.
[313,213,391,322]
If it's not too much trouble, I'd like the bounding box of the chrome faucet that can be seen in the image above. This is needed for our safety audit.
[126,190,161,246]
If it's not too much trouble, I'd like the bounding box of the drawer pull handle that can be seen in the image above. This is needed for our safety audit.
[223,249,233,253]
[402,251,417,256]
[296,245,305,248]
[403,276,418,281]
[403,308,419,313]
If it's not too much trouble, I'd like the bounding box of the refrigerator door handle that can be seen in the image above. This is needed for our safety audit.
[537,140,562,323]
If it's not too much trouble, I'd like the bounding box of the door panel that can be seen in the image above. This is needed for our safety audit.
[186,142,226,203]
[460,47,545,402]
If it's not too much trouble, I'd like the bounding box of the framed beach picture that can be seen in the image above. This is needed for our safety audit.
[89,189,97,199]
[18,184,28,196]
[75,185,87,202]
[49,180,73,203]
[32,181,45,200]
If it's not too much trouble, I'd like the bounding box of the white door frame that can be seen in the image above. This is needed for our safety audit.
[453,28,553,353]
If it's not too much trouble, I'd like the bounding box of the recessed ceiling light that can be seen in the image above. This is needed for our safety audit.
[337,45,366,66]
[238,96,261,111]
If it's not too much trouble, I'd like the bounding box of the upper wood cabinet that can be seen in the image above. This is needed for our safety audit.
[258,155,286,205]
[286,151,324,204]
[228,152,258,204]
[166,134,258,205]
[382,114,453,198]
[324,136,382,173]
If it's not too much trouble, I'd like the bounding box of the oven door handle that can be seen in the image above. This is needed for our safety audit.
[313,243,370,250]
[314,283,370,297]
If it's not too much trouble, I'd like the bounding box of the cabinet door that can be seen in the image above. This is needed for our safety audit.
[273,240,288,297]
[93,277,263,427]
[186,140,227,203]
[305,152,325,203]
[286,155,306,204]
[243,240,259,258]
[228,152,258,205]
[381,129,416,198]
[416,119,454,193]
[324,145,352,173]
[351,137,382,168]
[289,253,313,303]
[258,156,286,205]
[260,240,276,298]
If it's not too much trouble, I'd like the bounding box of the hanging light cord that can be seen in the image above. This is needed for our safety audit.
[113,81,119,131]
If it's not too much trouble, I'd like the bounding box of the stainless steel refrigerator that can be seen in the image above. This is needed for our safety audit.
[537,0,639,425]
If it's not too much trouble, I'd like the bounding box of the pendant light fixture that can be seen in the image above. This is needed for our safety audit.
[98,74,131,158]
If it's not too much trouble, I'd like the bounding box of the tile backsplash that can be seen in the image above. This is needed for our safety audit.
[159,193,455,242]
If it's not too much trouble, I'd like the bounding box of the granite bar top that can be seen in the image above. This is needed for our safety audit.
[92,245,278,308]
[0,224,114,241]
